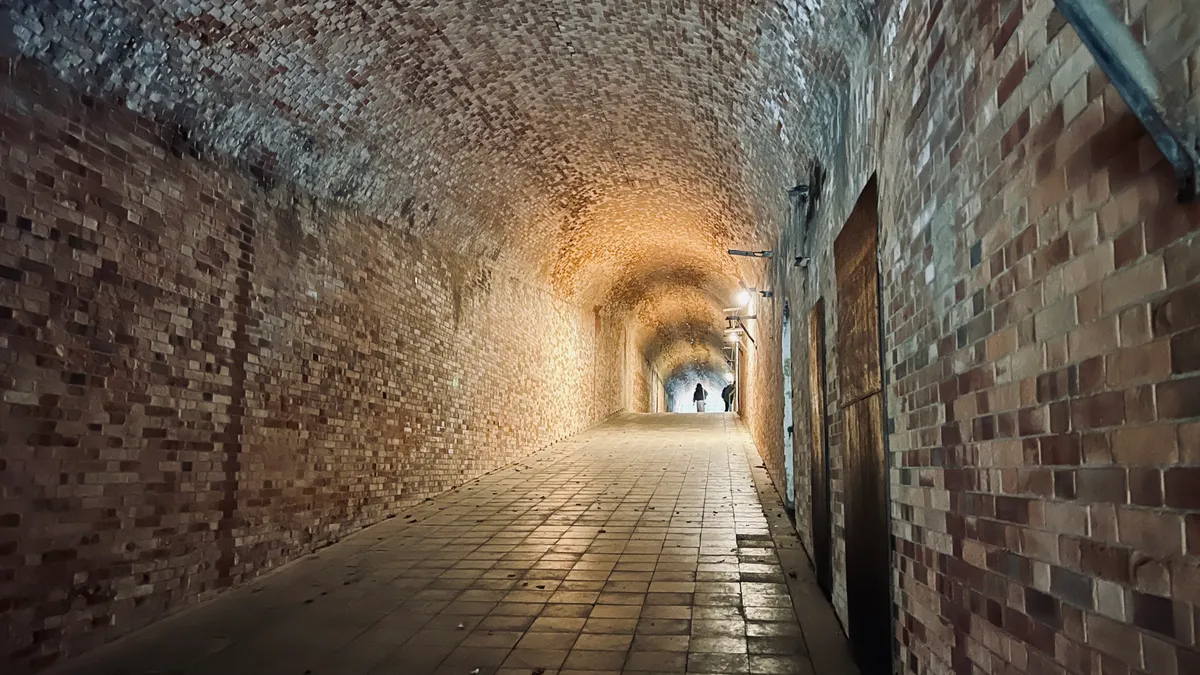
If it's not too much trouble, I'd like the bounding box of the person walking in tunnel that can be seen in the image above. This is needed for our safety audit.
[693,382,707,413]
[722,382,735,411]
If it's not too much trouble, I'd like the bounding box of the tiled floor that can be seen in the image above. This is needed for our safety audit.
[51,414,854,675]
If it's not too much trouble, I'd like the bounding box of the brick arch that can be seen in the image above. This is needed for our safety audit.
[6,0,869,284]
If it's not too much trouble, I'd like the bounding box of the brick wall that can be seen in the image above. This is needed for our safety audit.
[882,1,1200,671]
[749,0,1200,673]
[743,292,789,497]
[626,336,656,414]
[4,0,1199,672]
[0,65,624,670]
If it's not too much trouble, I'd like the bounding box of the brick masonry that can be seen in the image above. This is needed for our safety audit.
[0,65,625,670]
[0,0,868,439]
[743,1,1200,674]
[2,0,1199,673]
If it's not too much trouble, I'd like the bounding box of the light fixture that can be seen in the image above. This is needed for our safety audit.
[724,372,735,383]
[728,249,773,258]
[789,184,812,267]
[733,288,772,307]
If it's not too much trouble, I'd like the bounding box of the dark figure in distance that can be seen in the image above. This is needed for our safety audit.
[721,382,735,411]
[693,383,706,413]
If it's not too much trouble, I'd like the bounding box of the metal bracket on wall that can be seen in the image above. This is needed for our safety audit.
[724,320,757,346]
[737,321,756,346]
[728,249,773,258]
[1055,0,1199,202]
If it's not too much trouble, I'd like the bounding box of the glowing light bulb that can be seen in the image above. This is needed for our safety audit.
[735,290,751,307]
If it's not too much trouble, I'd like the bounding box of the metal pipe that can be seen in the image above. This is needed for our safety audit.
[1055,0,1198,201]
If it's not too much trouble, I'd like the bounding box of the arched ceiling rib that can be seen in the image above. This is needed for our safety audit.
[7,0,873,366]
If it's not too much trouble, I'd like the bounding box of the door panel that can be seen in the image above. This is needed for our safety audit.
[807,299,832,598]
[737,344,747,416]
[833,178,891,674]
[835,183,882,407]
[843,394,890,675]
[782,307,795,511]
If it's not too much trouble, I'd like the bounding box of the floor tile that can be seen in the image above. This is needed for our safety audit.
[46,415,835,675]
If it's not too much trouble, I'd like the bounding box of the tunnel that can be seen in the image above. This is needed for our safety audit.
[1,1,1199,673]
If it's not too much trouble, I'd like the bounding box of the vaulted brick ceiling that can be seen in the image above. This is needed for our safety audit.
[9,0,872,373]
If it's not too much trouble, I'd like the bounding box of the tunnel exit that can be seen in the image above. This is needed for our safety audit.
[664,365,732,413]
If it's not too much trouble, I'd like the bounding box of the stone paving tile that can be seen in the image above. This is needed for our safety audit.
[48,414,825,675]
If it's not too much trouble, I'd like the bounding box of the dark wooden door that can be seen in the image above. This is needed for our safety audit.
[807,299,832,598]
[737,344,747,416]
[782,303,795,512]
[834,178,891,675]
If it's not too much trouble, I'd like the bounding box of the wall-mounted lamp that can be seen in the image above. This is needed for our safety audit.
[739,287,773,301]
[790,163,825,267]
[729,249,773,258]
[1055,0,1198,201]
[788,185,812,267]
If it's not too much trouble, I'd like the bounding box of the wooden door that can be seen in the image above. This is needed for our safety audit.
[781,303,795,512]
[834,178,891,675]
[737,344,747,416]
[807,298,832,598]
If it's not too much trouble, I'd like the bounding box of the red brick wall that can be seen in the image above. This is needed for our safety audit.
[749,0,1200,673]
[0,66,624,670]
[884,1,1199,672]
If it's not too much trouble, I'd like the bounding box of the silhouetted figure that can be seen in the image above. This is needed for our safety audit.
[693,383,706,413]
[721,383,735,411]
